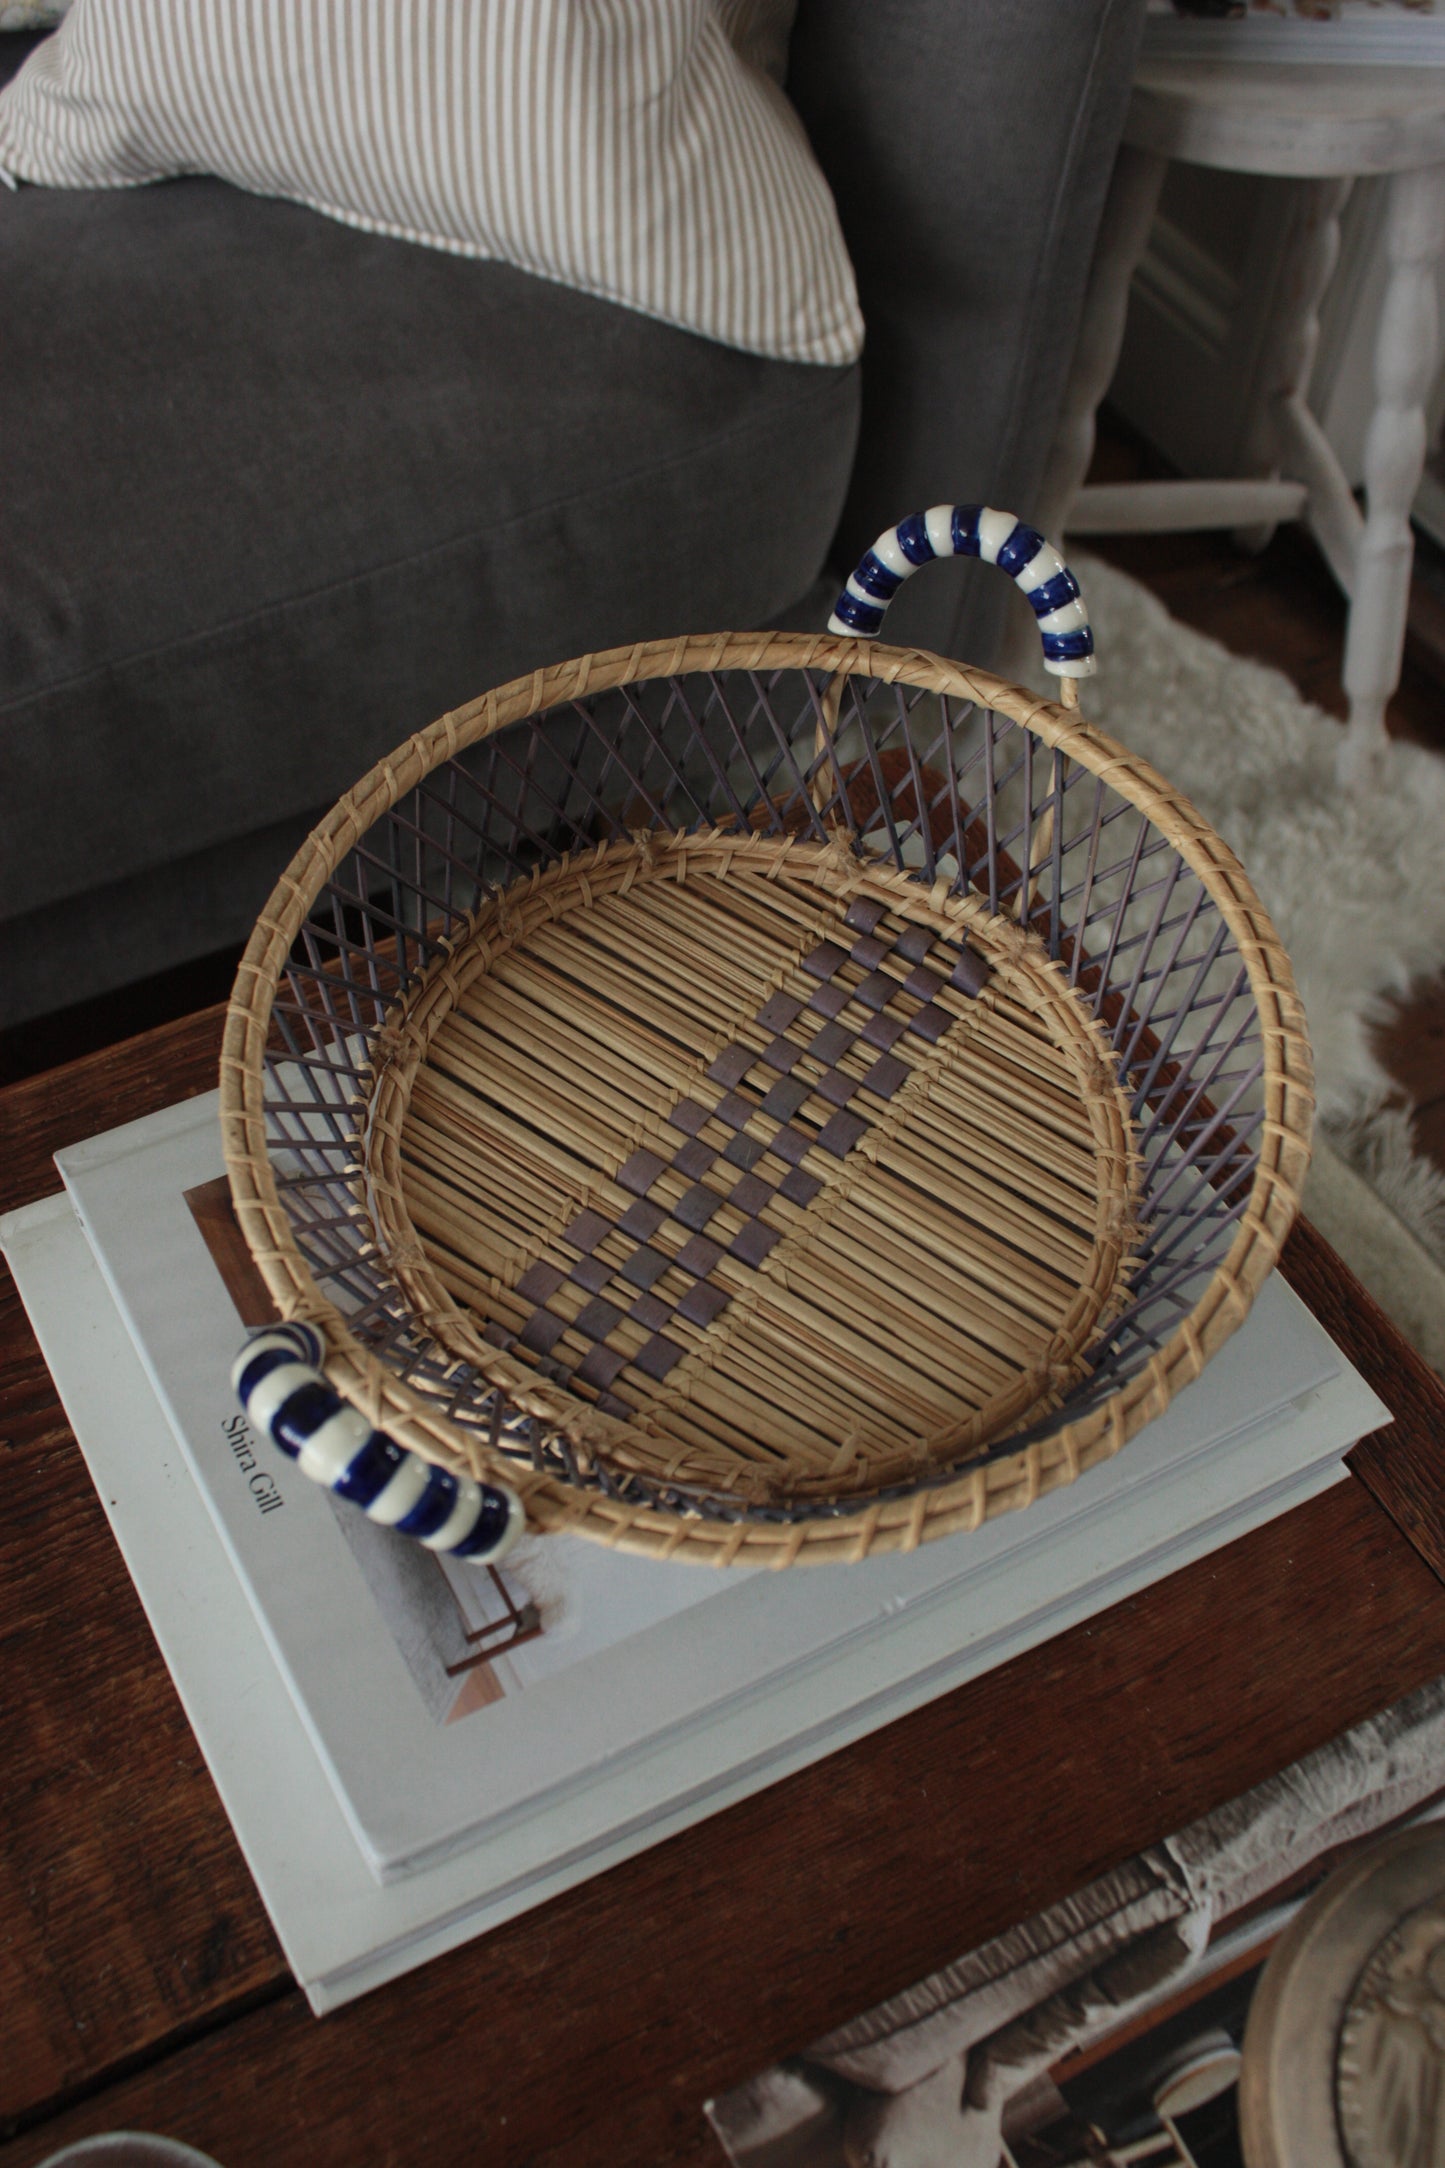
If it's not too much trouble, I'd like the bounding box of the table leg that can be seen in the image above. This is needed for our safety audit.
[1237,176,1352,556]
[1037,143,1167,545]
[1341,160,1445,787]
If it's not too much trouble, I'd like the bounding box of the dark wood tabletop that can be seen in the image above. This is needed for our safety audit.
[2,1005,1444,2168]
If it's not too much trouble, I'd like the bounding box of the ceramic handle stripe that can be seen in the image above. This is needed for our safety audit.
[231,1324,526,1562]
[828,505,1096,678]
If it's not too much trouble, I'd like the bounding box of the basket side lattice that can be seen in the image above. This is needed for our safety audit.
[223,601,1312,1565]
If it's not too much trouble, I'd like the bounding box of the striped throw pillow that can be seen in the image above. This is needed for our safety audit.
[0,0,862,366]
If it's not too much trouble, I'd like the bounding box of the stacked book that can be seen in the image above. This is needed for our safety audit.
[1,1093,1389,2013]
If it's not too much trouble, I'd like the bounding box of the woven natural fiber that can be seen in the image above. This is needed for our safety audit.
[221,632,1314,1565]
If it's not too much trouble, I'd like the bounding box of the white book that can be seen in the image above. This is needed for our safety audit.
[3,1096,1390,2011]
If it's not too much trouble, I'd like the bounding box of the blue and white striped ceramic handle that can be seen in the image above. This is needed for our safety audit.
[828,505,1096,678]
[231,1323,526,1562]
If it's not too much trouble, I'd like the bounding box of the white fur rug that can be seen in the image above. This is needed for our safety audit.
[1057,555,1445,1369]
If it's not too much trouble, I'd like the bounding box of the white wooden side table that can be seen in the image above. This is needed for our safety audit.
[1040,64,1445,784]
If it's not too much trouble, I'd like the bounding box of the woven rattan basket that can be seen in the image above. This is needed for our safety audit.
[222,508,1313,1567]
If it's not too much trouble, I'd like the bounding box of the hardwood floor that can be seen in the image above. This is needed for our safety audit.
[1084,414,1445,1181]
[1370,972,1445,1179]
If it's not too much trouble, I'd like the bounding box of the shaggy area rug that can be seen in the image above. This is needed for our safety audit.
[1054,555,1445,1369]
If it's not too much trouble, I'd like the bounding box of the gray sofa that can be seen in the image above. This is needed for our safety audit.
[0,0,1144,1030]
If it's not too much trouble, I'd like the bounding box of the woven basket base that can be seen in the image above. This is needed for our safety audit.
[359,829,1139,1510]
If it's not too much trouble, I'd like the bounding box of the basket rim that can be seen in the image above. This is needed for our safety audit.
[218,630,1315,1564]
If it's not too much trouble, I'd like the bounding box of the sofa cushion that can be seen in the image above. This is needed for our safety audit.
[0,0,862,366]
[0,171,859,937]
[786,0,1145,664]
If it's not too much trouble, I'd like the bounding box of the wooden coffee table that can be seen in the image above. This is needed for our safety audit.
[3,1006,1445,2168]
